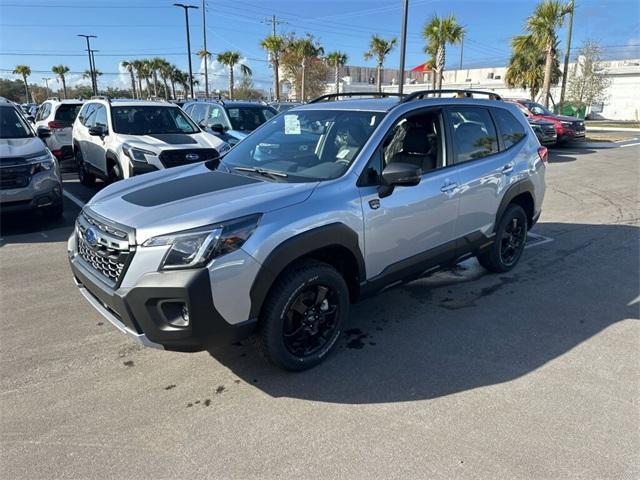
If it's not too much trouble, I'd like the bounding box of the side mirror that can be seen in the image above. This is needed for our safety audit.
[88,125,107,137]
[36,126,52,139]
[27,115,35,124]
[209,123,226,134]
[378,162,422,198]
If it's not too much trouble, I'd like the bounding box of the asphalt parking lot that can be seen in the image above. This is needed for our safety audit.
[1,135,639,479]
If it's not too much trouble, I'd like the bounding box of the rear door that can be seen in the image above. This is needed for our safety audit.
[446,105,518,238]
[359,108,461,279]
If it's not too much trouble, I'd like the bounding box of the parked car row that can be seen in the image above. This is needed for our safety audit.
[66,90,548,371]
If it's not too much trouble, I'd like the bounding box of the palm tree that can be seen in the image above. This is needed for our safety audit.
[326,51,348,94]
[506,34,561,101]
[289,38,323,101]
[260,35,285,101]
[148,57,165,98]
[363,35,397,92]
[197,49,212,98]
[132,60,145,98]
[169,65,181,100]
[83,70,102,92]
[121,61,137,98]
[139,60,153,98]
[525,0,573,107]
[51,64,70,99]
[422,15,465,92]
[216,51,252,100]
[157,59,172,99]
[13,65,31,103]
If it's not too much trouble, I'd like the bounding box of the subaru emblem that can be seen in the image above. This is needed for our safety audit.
[185,153,200,161]
[85,227,98,246]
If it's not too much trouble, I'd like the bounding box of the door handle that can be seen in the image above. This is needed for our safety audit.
[502,163,515,174]
[440,181,459,193]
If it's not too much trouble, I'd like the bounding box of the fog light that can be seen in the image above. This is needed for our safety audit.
[181,304,190,324]
[161,301,190,328]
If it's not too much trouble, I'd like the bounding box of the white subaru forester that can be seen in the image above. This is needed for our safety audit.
[71,97,229,185]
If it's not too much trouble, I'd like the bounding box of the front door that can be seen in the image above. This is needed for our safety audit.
[359,108,461,279]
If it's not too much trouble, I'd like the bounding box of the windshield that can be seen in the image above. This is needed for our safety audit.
[0,106,34,139]
[112,105,200,135]
[55,103,83,124]
[220,109,385,182]
[523,101,552,116]
[225,106,277,131]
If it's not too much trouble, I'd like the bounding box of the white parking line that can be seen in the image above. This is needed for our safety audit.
[620,142,640,148]
[525,232,554,249]
[62,190,86,208]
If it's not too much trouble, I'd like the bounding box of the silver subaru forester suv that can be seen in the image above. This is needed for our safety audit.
[68,90,547,371]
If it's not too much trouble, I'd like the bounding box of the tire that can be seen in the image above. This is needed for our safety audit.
[107,160,123,184]
[75,147,95,187]
[478,204,528,273]
[44,202,63,219]
[259,260,349,371]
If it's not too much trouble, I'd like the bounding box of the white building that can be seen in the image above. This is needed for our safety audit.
[335,59,640,121]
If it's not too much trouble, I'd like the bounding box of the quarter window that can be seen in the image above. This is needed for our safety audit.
[447,107,498,162]
[492,108,526,149]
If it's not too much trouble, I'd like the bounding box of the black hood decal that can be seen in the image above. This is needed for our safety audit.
[122,171,261,207]
[147,134,198,144]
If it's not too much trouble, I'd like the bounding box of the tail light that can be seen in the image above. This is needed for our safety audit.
[537,146,548,165]
[51,150,63,159]
[48,121,65,130]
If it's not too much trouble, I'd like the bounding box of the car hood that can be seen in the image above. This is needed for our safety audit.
[86,162,318,243]
[0,137,48,159]
[117,131,226,151]
[528,119,555,126]
[537,114,581,123]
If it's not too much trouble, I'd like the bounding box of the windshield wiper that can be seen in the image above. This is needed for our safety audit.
[233,166,288,181]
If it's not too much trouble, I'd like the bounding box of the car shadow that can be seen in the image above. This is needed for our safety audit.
[206,222,639,404]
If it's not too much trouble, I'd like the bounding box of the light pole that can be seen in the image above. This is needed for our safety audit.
[201,0,209,98]
[398,0,409,95]
[78,34,97,96]
[174,3,198,99]
[90,49,99,94]
[559,0,575,108]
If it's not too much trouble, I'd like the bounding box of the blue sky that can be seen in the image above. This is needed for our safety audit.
[1,0,638,91]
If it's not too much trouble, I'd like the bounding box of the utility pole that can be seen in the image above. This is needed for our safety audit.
[261,14,286,36]
[78,34,97,96]
[43,77,51,97]
[459,37,464,70]
[202,0,209,98]
[90,49,99,94]
[174,3,198,99]
[559,0,575,108]
[398,0,409,95]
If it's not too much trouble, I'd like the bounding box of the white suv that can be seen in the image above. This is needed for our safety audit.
[72,98,229,185]
[33,98,84,161]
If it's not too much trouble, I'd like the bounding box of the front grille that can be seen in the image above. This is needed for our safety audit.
[572,121,585,131]
[543,125,556,136]
[76,211,134,287]
[0,159,32,190]
[159,148,218,168]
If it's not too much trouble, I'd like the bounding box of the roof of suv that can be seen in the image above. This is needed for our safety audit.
[87,99,178,108]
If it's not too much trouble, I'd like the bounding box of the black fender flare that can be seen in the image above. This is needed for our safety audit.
[248,223,366,319]
[494,179,535,232]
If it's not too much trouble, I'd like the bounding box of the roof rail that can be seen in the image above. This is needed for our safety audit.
[91,95,111,103]
[308,92,405,104]
[401,89,502,103]
[46,96,60,101]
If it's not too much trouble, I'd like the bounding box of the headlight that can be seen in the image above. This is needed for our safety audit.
[142,214,261,270]
[29,150,55,174]
[122,143,155,163]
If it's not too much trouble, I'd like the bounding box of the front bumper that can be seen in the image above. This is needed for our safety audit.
[0,176,62,213]
[69,254,257,351]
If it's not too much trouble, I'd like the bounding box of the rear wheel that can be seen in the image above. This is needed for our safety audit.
[75,147,95,187]
[478,204,528,273]
[259,260,349,371]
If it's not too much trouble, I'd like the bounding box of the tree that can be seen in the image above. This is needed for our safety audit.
[525,0,573,107]
[567,40,611,107]
[281,34,327,101]
[12,65,31,103]
[506,34,560,101]
[260,35,285,100]
[51,65,70,99]
[169,66,182,100]
[364,35,397,92]
[83,70,102,92]
[422,15,464,92]
[326,51,348,94]
[216,51,252,100]
[286,36,324,101]
[156,59,173,99]
[148,57,166,98]
[132,60,146,98]
[121,61,137,98]
[197,49,212,98]
[235,72,263,100]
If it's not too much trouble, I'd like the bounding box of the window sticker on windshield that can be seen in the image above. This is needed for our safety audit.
[284,115,301,135]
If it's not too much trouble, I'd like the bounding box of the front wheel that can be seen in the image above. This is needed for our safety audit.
[259,260,349,371]
[477,204,528,273]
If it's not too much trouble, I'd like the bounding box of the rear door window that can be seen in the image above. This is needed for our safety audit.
[492,108,526,149]
[446,107,499,163]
